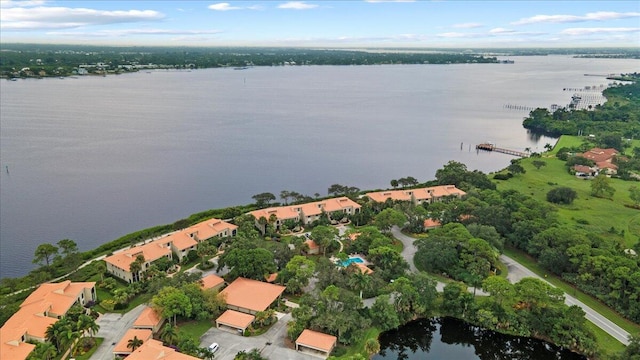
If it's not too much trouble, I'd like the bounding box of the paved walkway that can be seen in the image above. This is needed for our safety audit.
[90,304,147,360]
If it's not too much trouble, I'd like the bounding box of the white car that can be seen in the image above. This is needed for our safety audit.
[209,342,219,353]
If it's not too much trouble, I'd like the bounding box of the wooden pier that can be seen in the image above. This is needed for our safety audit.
[476,143,529,157]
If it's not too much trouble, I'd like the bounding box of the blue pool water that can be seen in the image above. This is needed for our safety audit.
[340,257,364,267]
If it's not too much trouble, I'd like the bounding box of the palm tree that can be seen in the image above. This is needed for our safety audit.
[45,319,68,351]
[58,324,79,353]
[160,323,178,346]
[77,314,100,345]
[127,336,144,351]
[364,338,381,358]
[129,254,145,282]
[28,342,58,360]
[196,242,213,267]
[349,271,371,299]
[95,260,107,282]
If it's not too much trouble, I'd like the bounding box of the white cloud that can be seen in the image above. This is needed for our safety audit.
[560,27,640,36]
[278,2,318,10]
[437,32,478,38]
[208,3,242,11]
[489,27,515,34]
[0,0,47,8]
[1,5,164,30]
[512,11,640,25]
[452,22,483,29]
[47,28,222,37]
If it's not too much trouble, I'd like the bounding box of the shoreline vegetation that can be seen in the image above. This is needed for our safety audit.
[1,45,638,79]
[1,61,639,359]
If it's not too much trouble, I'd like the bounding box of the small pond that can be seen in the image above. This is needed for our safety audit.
[372,317,587,360]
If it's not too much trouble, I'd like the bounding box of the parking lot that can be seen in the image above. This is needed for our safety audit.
[199,312,321,360]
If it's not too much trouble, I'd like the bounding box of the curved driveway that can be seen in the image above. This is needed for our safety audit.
[392,226,630,345]
[501,254,630,345]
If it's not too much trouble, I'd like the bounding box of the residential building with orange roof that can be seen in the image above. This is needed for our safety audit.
[160,231,198,262]
[579,148,621,174]
[220,277,286,315]
[424,218,442,230]
[352,262,374,275]
[113,328,153,357]
[0,281,96,360]
[249,197,361,233]
[133,306,164,334]
[367,185,466,205]
[201,274,225,291]
[125,339,200,360]
[295,329,338,358]
[184,218,238,241]
[304,239,320,255]
[215,309,255,334]
[104,241,172,283]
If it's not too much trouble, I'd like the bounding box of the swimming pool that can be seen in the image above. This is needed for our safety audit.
[339,256,365,267]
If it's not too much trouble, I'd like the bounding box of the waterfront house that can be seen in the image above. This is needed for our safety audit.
[0,281,96,360]
[104,241,172,283]
[578,148,621,174]
[249,197,361,233]
[295,329,337,358]
[219,277,285,315]
[366,185,466,205]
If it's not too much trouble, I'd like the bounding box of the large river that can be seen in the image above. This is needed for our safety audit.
[1,55,638,278]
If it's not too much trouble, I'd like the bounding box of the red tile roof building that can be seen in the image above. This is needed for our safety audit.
[295,329,338,358]
[219,277,286,315]
[0,281,96,360]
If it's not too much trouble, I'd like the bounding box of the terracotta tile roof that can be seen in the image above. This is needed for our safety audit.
[162,232,197,251]
[296,329,337,352]
[113,328,153,354]
[305,239,319,250]
[220,277,286,313]
[185,218,238,240]
[424,218,442,229]
[104,242,171,271]
[21,281,95,316]
[353,263,373,274]
[366,190,412,202]
[201,274,225,290]
[133,306,163,329]
[580,148,618,163]
[368,185,466,203]
[265,273,278,283]
[249,206,300,222]
[216,310,255,329]
[125,339,200,360]
[320,197,362,213]
[573,165,596,173]
[0,281,95,360]
[347,233,361,241]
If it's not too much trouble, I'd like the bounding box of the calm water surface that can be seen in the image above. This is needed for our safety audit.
[373,317,587,360]
[1,55,638,277]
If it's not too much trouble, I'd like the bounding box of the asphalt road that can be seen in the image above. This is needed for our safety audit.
[91,304,147,360]
[501,254,630,345]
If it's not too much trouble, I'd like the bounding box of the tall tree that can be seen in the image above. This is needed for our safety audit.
[57,239,78,258]
[311,225,339,256]
[251,192,276,208]
[348,270,371,299]
[33,243,58,267]
[590,174,615,199]
[152,286,193,325]
[160,323,179,345]
[374,208,406,233]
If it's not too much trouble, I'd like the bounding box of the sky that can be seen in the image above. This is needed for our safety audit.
[1,0,639,48]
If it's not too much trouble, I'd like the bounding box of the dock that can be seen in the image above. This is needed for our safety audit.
[476,143,529,157]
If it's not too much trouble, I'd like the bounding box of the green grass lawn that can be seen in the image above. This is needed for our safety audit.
[495,151,640,247]
[178,319,214,341]
[334,327,380,359]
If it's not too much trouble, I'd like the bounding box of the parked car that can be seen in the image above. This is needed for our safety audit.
[209,342,219,353]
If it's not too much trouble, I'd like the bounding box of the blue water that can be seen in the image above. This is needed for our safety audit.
[340,257,364,267]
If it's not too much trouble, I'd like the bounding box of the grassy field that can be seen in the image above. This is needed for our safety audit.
[178,319,214,340]
[495,141,640,247]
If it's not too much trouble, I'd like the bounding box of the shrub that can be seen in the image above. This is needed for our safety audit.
[493,173,513,180]
[546,187,578,204]
[100,299,116,311]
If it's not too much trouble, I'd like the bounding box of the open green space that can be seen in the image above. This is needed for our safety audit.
[495,144,640,247]
[177,319,214,340]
